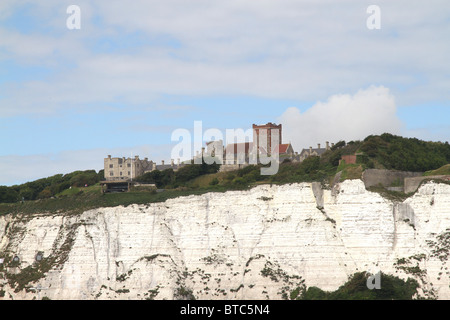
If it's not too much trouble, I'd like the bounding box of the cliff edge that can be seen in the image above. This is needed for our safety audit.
[0,179,449,300]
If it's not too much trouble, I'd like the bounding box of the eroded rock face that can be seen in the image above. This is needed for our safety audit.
[1,180,449,300]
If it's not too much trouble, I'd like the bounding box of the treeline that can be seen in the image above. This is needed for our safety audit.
[0,170,104,203]
[360,133,450,172]
[125,133,450,190]
[139,159,328,191]
[1,133,449,204]
[136,161,220,188]
[216,158,333,189]
[271,133,450,185]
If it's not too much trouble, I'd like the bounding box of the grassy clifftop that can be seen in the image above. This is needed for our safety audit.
[1,133,449,215]
[424,164,450,176]
[0,183,232,216]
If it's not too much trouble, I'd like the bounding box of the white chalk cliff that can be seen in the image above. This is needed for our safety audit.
[0,179,449,300]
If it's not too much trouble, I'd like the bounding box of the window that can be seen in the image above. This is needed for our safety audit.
[120,172,122,176]
[110,172,114,176]
[127,163,131,167]
[109,164,113,168]
[128,171,131,175]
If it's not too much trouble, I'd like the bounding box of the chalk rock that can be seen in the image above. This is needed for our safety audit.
[0,180,449,300]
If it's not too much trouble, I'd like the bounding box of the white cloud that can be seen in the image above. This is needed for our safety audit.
[0,1,448,186]
[278,85,402,151]
[1,1,450,116]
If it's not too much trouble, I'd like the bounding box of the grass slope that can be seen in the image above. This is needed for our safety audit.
[423,164,450,176]
[1,133,449,215]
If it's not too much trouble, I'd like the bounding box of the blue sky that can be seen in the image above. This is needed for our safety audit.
[1,0,449,186]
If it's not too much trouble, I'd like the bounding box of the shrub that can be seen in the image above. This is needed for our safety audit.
[0,186,19,203]
[69,171,99,187]
[19,187,34,201]
[232,177,247,188]
[299,271,419,300]
[331,140,346,150]
[361,134,450,172]
[209,178,219,186]
[37,188,52,199]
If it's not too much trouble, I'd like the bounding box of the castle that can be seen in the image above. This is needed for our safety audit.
[104,156,185,182]
[103,122,332,181]
[209,123,332,172]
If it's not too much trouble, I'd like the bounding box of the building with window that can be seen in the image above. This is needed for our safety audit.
[104,155,153,181]
[298,142,331,162]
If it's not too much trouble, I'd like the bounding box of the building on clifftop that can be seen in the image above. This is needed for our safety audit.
[104,155,153,181]
[298,142,331,162]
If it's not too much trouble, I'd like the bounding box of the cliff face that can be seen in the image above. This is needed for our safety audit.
[1,180,449,300]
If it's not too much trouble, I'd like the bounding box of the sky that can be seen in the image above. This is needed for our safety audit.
[0,0,449,186]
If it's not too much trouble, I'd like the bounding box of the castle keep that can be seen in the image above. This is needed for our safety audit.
[219,122,329,167]
[103,122,333,180]
[104,155,153,181]
[252,122,282,154]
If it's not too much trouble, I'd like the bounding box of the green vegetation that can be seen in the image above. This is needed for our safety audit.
[258,260,306,300]
[423,164,450,176]
[360,133,450,172]
[0,170,104,204]
[174,286,196,300]
[0,184,231,216]
[5,223,79,292]
[393,253,437,299]
[137,161,220,188]
[367,185,414,202]
[337,162,364,181]
[1,133,449,213]
[0,134,446,298]
[427,228,450,262]
[299,272,419,300]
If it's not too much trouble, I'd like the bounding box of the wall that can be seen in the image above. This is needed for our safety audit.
[404,175,450,194]
[219,163,250,172]
[340,155,357,164]
[362,169,423,189]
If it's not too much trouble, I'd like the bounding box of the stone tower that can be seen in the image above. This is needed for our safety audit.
[252,122,282,154]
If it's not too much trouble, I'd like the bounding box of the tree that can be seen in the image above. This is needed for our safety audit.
[19,187,34,201]
[175,165,203,184]
[97,169,105,181]
[331,140,346,150]
[0,186,19,203]
[209,178,219,186]
[69,171,99,187]
[302,156,320,174]
[37,188,52,199]
[299,272,419,300]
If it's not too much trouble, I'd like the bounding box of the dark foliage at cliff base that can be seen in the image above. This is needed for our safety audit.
[299,271,419,300]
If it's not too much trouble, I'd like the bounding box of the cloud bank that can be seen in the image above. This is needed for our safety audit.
[278,85,402,151]
[1,1,450,116]
[1,1,448,185]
